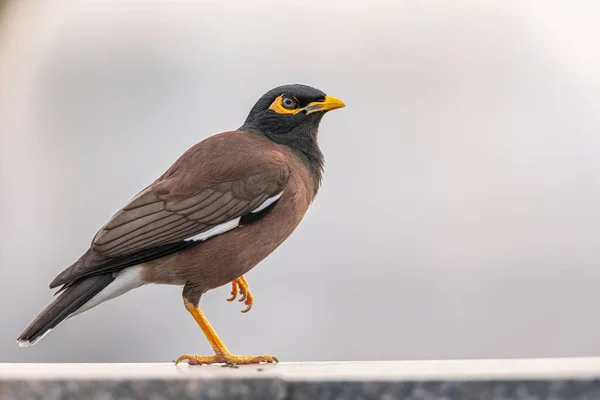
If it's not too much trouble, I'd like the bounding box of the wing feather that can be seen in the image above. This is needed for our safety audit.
[49,132,290,289]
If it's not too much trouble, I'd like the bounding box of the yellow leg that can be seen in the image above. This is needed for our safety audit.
[175,297,278,366]
[225,275,254,313]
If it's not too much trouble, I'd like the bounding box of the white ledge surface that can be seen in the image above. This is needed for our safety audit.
[1,358,600,381]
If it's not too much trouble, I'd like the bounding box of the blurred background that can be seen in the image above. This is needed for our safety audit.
[1,0,599,363]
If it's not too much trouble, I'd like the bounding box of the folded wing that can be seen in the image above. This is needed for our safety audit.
[50,132,289,289]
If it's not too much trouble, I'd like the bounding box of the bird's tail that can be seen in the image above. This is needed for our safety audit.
[17,274,114,347]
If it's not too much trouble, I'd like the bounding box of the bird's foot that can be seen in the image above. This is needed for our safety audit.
[225,276,254,313]
[175,352,278,366]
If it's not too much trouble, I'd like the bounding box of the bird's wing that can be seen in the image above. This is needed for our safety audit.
[50,132,289,288]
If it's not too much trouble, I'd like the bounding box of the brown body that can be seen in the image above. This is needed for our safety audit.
[44,131,316,303]
[141,132,315,303]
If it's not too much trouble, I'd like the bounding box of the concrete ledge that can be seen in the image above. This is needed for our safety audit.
[1,358,600,399]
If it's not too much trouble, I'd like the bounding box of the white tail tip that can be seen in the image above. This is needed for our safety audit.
[16,328,52,348]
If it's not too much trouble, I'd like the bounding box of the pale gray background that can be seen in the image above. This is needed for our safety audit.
[1,0,599,363]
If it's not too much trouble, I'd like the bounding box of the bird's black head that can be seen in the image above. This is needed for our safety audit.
[240,84,345,190]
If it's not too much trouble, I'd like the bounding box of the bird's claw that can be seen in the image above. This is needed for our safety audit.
[225,276,254,313]
[226,281,238,302]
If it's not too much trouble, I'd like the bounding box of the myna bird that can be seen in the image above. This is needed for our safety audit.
[17,84,345,365]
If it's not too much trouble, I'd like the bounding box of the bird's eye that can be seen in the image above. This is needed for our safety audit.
[268,94,300,114]
[281,96,297,109]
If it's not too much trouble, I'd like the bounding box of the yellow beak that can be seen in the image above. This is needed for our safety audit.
[304,95,346,114]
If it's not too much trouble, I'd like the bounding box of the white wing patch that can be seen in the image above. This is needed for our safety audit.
[252,192,283,213]
[184,192,283,242]
[184,217,241,242]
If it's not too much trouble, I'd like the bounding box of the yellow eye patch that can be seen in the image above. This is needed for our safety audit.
[269,95,301,115]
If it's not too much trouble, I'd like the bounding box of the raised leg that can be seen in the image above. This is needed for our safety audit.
[176,296,278,365]
[225,275,254,313]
